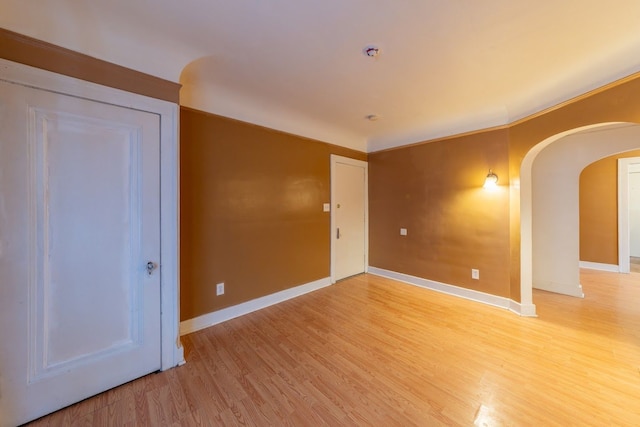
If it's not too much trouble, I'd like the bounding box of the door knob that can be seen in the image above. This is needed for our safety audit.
[146,261,157,276]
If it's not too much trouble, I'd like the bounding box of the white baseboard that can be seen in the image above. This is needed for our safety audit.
[180,277,332,335]
[579,261,620,273]
[509,299,538,317]
[367,266,536,316]
[533,281,585,298]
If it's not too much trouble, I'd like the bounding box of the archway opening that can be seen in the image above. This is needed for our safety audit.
[520,122,640,313]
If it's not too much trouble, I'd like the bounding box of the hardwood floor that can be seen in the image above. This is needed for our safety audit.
[27,270,640,426]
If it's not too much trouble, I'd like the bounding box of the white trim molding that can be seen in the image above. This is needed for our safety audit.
[509,300,538,317]
[368,267,537,317]
[533,281,585,298]
[579,261,620,273]
[180,277,332,335]
[618,158,631,273]
[160,101,183,369]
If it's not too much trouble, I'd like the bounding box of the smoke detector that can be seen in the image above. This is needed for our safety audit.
[363,45,380,58]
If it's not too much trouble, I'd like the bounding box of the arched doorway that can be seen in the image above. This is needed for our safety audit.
[520,122,640,313]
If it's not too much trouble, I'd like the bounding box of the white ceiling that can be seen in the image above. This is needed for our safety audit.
[3,1,640,152]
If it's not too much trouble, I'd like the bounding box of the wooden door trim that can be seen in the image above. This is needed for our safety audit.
[330,154,369,283]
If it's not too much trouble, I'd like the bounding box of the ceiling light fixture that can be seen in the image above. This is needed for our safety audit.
[363,45,380,58]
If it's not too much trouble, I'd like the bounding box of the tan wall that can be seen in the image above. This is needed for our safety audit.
[579,150,640,264]
[180,107,366,320]
[369,129,511,297]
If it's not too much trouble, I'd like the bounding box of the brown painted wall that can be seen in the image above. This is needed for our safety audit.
[369,129,511,297]
[580,155,619,265]
[579,150,640,264]
[180,107,366,320]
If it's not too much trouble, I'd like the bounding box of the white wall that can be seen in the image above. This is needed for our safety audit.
[531,124,640,297]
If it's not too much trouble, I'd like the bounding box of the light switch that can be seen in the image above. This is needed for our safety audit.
[323,203,330,212]
[400,228,407,236]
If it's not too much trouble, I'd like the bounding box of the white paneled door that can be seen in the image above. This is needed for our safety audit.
[332,156,368,281]
[0,80,161,426]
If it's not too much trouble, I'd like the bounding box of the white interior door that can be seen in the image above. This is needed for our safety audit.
[0,80,161,426]
[331,155,368,281]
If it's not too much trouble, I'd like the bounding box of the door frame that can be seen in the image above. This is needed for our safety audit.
[0,58,183,370]
[618,157,640,274]
[330,154,368,283]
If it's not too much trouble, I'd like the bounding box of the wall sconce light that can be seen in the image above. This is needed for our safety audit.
[483,169,498,189]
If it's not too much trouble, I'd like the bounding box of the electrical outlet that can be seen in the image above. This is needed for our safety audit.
[216,282,225,296]
[471,269,480,280]
[400,228,408,236]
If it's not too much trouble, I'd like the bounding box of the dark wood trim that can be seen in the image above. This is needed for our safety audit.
[0,28,180,103]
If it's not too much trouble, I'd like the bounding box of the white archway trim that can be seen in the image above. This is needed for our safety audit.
[519,127,595,316]
[520,122,640,314]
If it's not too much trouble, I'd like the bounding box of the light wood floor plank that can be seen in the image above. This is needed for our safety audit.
[26,269,640,426]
